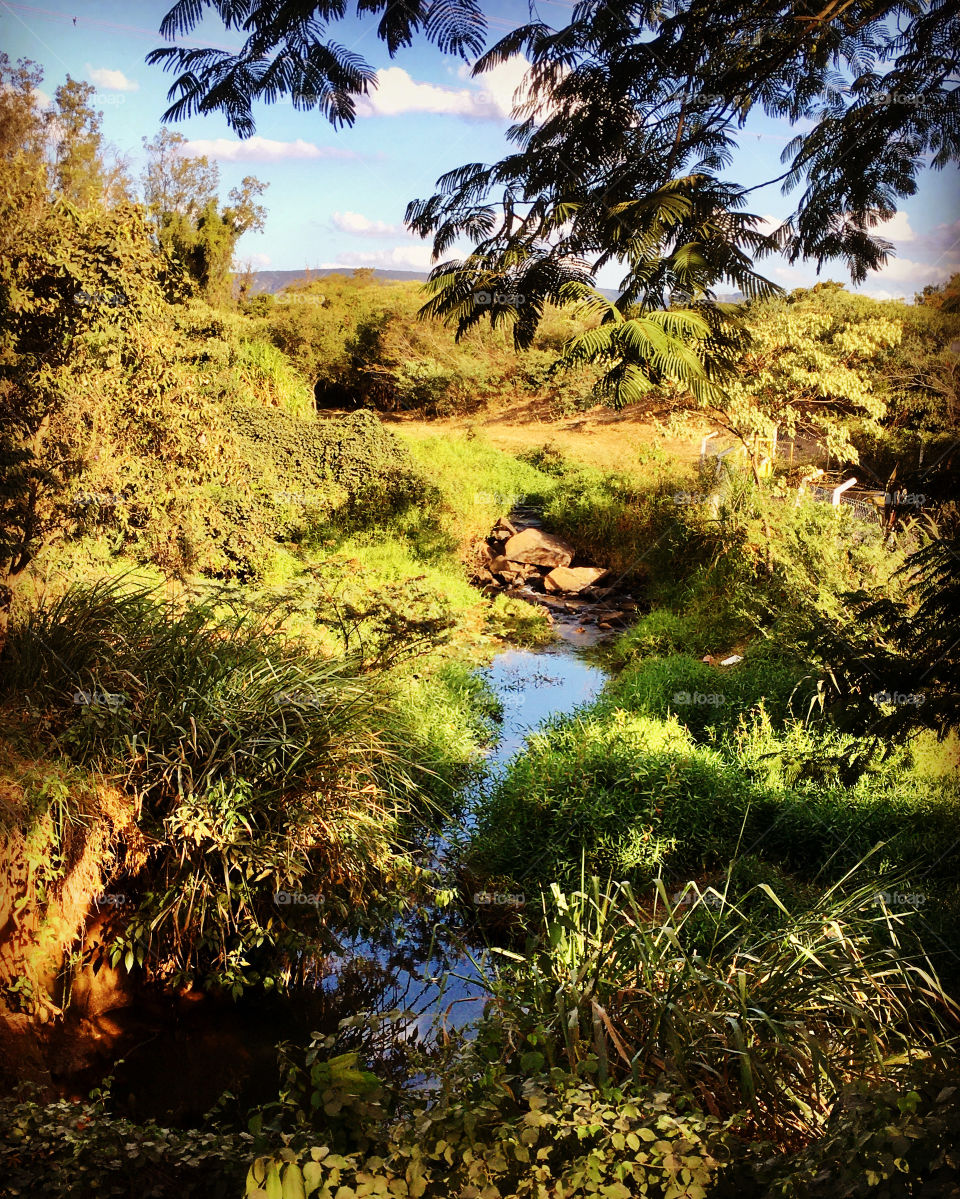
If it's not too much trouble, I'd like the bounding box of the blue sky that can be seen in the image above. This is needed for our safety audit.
[3,0,958,298]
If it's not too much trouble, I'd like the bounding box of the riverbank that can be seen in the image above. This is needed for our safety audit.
[3,422,959,1198]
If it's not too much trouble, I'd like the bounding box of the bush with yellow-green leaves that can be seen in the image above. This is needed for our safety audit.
[244,1079,737,1199]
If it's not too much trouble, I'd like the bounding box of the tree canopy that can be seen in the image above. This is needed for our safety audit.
[409,0,959,402]
[147,0,486,132]
[146,0,959,405]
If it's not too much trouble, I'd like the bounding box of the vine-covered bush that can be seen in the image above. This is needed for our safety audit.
[226,401,424,523]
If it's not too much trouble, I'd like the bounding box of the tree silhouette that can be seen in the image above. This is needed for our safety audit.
[147,0,485,134]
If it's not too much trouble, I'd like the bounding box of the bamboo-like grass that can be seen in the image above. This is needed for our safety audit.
[483,868,959,1138]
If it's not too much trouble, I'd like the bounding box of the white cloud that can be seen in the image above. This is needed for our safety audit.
[866,254,956,289]
[764,212,959,297]
[180,136,359,162]
[357,57,532,120]
[244,252,272,267]
[857,211,960,295]
[334,244,435,271]
[859,288,909,301]
[332,210,409,237]
[86,65,139,92]
[459,56,537,118]
[873,210,916,243]
[31,87,52,109]
[754,214,789,240]
[868,255,937,283]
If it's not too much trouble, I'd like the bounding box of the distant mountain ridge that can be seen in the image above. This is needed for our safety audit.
[246,268,431,292]
[245,269,743,304]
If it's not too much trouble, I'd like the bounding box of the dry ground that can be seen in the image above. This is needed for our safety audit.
[386,395,723,474]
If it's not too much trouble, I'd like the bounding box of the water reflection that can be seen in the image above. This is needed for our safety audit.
[323,645,608,1038]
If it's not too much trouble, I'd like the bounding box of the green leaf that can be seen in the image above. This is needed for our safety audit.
[266,1163,283,1199]
[282,1163,307,1199]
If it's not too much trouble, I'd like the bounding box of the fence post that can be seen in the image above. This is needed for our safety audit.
[832,477,857,506]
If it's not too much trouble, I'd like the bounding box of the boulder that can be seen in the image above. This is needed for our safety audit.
[543,566,609,593]
[504,527,575,568]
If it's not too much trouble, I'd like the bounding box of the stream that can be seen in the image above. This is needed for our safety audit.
[320,641,609,1040]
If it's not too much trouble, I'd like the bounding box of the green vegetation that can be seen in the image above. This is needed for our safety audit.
[249,271,599,416]
[2,32,959,1199]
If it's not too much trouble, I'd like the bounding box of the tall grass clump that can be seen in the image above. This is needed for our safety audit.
[0,580,443,994]
[234,338,316,418]
[480,875,958,1137]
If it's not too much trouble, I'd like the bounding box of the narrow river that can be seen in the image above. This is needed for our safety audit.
[322,640,608,1039]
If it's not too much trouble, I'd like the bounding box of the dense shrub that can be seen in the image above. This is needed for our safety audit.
[226,401,423,522]
[748,1066,960,1198]
[0,1094,249,1198]
[255,271,600,417]
[598,652,809,737]
[466,712,756,885]
[466,656,960,896]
